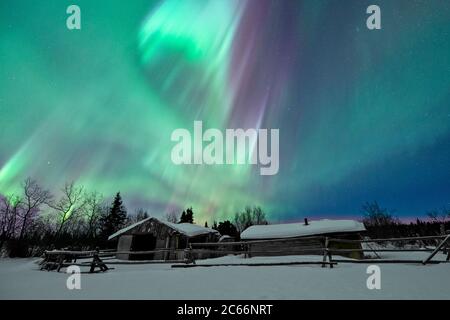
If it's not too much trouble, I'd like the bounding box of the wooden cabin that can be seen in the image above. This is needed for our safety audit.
[108,217,220,260]
[240,219,367,259]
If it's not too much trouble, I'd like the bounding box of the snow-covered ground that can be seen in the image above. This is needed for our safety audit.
[0,252,449,299]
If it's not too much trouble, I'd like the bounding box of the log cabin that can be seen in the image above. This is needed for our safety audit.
[108,217,220,260]
[240,219,367,259]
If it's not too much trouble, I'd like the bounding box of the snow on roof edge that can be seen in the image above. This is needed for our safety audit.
[108,217,152,240]
[108,217,219,240]
[240,219,366,240]
[158,219,220,238]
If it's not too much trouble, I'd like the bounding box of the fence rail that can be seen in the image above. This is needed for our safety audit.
[328,234,448,243]
[190,235,327,246]
[330,248,438,253]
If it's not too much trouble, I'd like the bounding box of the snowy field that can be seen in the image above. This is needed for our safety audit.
[0,252,449,299]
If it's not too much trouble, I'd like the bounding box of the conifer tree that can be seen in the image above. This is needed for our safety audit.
[99,192,127,240]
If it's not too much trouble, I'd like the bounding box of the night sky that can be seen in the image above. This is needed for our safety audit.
[1,0,449,223]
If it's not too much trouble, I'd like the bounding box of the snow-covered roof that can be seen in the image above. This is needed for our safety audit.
[160,220,220,238]
[108,217,152,240]
[219,235,232,242]
[108,217,219,240]
[240,219,366,240]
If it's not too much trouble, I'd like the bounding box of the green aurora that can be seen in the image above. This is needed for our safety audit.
[1,0,449,222]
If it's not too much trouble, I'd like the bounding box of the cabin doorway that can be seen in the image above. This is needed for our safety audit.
[130,234,156,260]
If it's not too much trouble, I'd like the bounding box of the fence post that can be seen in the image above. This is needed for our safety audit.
[90,247,109,273]
[56,254,64,272]
[39,252,48,270]
[90,251,97,273]
[322,237,329,268]
[185,244,196,265]
[328,248,333,269]
[423,234,450,265]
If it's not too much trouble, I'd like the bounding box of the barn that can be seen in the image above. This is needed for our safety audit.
[240,219,367,259]
[108,217,220,260]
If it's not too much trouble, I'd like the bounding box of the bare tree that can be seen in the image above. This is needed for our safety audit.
[83,191,104,239]
[164,210,179,223]
[0,194,22,248]
[252,206,268,225]
[49,182,85,237]
[0,195,13,242]
[427,211,439,222]
[234,206,265,233]
[125,208,149,226]
[234,207,249,233]
[31,214,54,240]
[18,178,52,240]
[136,208,149,221]
[362,201,399,227]
[427,208,449,223]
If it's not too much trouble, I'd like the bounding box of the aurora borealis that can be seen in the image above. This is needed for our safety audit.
[0,0,449,223]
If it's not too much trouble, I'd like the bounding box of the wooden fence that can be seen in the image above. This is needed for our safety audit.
[327,234,450,266]
[39,233,450,272]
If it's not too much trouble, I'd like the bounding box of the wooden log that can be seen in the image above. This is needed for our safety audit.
[362,237,382,259]
[190,235,327,247]
[108,260,187,265]
[114,249,186,255]
[171,261,337,268]
[328,234,447,244]
[41,261,88,266]
[333,259,444,264]
[191,248,325,255]
[330,248,440,253]
[45,250,97,255]
[45,248,186,256]
[423,234,450,265]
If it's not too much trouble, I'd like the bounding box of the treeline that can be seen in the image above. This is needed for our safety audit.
[212,206,268,240]
[0,178,130,257]
[0,177,269,257]
[362,201,450,239]
[165,205,269,241]
[2,178,447,257]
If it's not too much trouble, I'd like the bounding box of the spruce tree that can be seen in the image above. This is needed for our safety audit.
[179,207,194,224]
[99,192,127,241]
[179,210,187,223]
[217,220,238,238]
[185,207,194,224]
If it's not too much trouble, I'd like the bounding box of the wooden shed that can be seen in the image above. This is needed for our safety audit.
[240,219,367,259]
[108,217,220,260]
